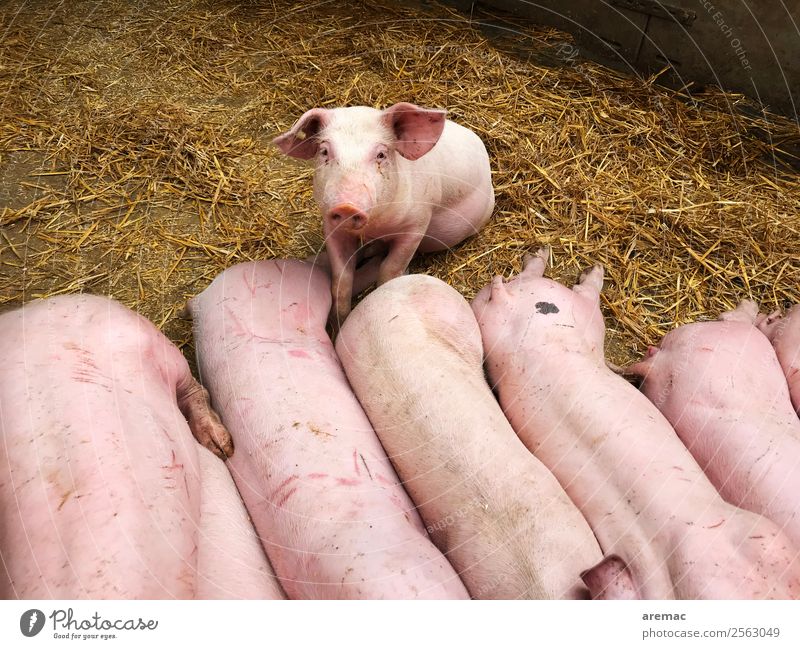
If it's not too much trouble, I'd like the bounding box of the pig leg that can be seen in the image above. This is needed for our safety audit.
[307,249,384,298]
[177,376,233,459]
[324,230,359,331]
[195,447,284,599]
[376,231,426,286]
[0,295,203,599]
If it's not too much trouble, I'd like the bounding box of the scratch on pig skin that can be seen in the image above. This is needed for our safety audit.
[271,474,299,502]
[705,519,725,529]
[242,271,262,297]
[57,489,74,511]
[161,450,184,471]
[277,487,298,508]
[359,453,373,480]
[353,450,360,476]
[336,477,360,486]
[225,306,287,344]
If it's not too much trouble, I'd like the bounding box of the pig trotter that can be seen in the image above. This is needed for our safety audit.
[376,232,425,287]
[177,377,234,459]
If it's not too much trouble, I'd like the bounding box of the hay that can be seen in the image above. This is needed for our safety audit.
[1,0,799,365]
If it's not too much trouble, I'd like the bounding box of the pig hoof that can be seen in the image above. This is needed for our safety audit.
[178,380,235,459]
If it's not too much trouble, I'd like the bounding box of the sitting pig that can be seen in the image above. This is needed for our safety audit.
[273,102,495,329]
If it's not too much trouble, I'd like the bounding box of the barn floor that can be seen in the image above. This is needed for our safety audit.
[1,0,799,365]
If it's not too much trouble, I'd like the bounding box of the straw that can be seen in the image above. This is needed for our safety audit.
[1,0,798,364]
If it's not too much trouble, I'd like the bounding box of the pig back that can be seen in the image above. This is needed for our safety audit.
[338,274,603,599]
[190,261,469,599]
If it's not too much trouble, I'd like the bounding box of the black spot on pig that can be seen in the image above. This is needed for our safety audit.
[535,301,559,315]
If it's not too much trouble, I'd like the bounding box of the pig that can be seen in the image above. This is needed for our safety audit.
[628,299,800,549]
[273,102,495,329]
[336,273,603,599]
[756,303,800,416]
[471,249,800,599]
[195,446,286,599]
[188,259,469,599]
[0,294,283,599]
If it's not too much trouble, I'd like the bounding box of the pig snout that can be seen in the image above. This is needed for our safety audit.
[325,203,369,233]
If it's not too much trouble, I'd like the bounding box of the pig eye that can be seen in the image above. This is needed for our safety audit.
[319,146,329,158]
[376,151,386,161]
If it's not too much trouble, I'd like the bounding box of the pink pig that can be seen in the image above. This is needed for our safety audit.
[472,250,800,599]
[629,299,800,549]
[273,102,494,329]
[0,295,283,599]
[756,303,800,416]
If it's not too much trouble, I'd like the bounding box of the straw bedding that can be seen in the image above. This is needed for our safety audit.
[1,0,799,365]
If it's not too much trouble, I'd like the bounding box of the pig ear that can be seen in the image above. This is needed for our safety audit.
[581,554,638,599]
[381,102,446,161]
[272,108,330,160]
[621,347,659,383]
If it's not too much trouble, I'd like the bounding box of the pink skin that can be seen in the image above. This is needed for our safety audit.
[336,274,603,599]
[0,295,282,599]
[756,303,800,417]
[628,299,800,549]
[274,102,495,330]
[188,259,468,599]
[471,250,800,599]
[196,447,285,599]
